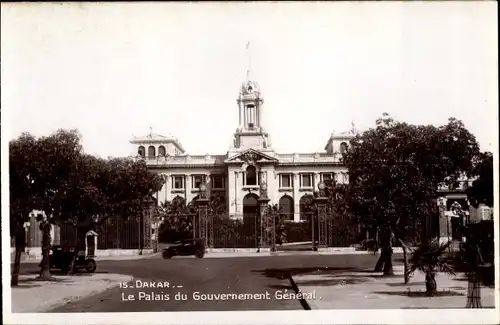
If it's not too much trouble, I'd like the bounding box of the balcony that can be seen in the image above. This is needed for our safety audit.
[137,154,227,167]
[276,152,343,164]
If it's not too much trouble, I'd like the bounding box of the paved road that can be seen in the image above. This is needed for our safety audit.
[19,253,399,312]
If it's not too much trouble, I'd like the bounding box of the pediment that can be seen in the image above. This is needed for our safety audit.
[225,149,278,164]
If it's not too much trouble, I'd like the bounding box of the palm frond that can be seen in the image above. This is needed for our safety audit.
[408,239,455,276]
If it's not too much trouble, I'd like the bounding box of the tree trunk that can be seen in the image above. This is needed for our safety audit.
[374,229,394,275]
[374,253,384,272]
[382,246,394,276]
[398,238,410,284]
[425,273,437,296]
[11,226,26,287]
[466,272,482,308]
[37,221,55,281]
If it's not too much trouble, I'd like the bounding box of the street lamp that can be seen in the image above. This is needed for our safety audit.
[199,184,207,199]
[318,181,326,195]
[259,182,268,198]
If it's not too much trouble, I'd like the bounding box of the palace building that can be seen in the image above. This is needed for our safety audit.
[130,75,492,245]
[130,76,356,223]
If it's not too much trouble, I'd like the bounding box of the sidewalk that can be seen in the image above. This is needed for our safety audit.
[292,265,495,309]
[10,273,132,312]
[11,252,161,264]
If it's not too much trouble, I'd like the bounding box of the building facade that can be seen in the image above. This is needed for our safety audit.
[130,76,493,244]
[131,77,355,223]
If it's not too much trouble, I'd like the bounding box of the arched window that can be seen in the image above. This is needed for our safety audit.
[299,195,314,221]
[138,146,145,157]
[340,142,348,154]
[158,145,166,156]
[245,165,257,186]
[148,146,156,157]
[279,195,294,220]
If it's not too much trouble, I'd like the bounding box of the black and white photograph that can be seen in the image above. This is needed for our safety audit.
[2,2,498,324]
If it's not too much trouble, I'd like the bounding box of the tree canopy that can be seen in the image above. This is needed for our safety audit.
[466,151,493,208]
[9,129,166,282]
[10,129,165,230]
[343,114,481,242]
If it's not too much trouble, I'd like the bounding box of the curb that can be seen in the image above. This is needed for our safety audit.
[11,253,161,264]
[288,274,311,310]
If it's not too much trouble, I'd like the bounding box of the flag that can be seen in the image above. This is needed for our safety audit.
[246,41,250,50]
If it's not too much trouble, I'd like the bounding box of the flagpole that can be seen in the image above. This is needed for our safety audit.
[246,41,251,81]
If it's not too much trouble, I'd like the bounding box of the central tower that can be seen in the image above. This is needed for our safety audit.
[230,41,272,152]
[232,79,271,151]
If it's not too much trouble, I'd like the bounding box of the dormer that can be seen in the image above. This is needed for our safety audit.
[130,132,186,158]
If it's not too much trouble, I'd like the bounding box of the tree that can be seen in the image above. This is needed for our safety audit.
[10,133,38,286]
[61,156,165,271]
[343,114,480,280]
[158,192,227,243]
[408,239,455,295]
[9,129,166,282]
[158,196,195,242]
[25,129,83,280]
[466,152,493,208]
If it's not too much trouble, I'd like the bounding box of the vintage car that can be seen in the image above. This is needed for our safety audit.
[162,238,205,259]
[40,245,97,274]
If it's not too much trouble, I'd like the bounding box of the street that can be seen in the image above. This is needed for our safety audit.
[18,253,387,312]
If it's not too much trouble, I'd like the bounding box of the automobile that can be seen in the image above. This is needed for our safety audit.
[162,238,205,259]
[39,245,97,274]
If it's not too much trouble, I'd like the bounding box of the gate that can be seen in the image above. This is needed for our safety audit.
[211,214,260,248]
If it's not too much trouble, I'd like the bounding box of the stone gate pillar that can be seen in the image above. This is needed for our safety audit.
[437,197,450,244]
[258,183,272,252]
[196,184,209,249]
[315,182,328,249]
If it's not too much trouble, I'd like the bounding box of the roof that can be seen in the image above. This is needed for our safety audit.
[130,133,175,142]
[130,132,186,153]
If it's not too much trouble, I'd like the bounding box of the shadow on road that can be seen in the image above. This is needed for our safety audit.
[26,270,109,276]
[296,277,370,287]
[384,281,426,287]
[372,290,465,297]
[252,266,355,280]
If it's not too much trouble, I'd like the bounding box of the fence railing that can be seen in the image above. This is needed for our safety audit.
[212,214,261,248]
[58,216,152,250]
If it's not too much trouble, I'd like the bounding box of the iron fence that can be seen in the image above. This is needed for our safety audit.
[212,213,261,248]
[59,216,152,250]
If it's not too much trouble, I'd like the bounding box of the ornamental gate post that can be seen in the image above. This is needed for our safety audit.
[314,182,328,249]
[196,184,209,249]
[258,183,273,252]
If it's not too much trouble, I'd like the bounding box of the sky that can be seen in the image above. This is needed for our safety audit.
[1,2,498,158]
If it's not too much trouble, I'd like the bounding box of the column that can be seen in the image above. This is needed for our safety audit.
[437,197,449,244]
[258,184,271,252]
[314,173,320,189]
[256,105,260,127]
[239,103,242,128]
[185,173,191,201]
[293,173,300,222]
[205,173,213,246]
[205,173,211,198]
[314,185,328,249]
[164,176,169,203]
[196,192,209,249]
